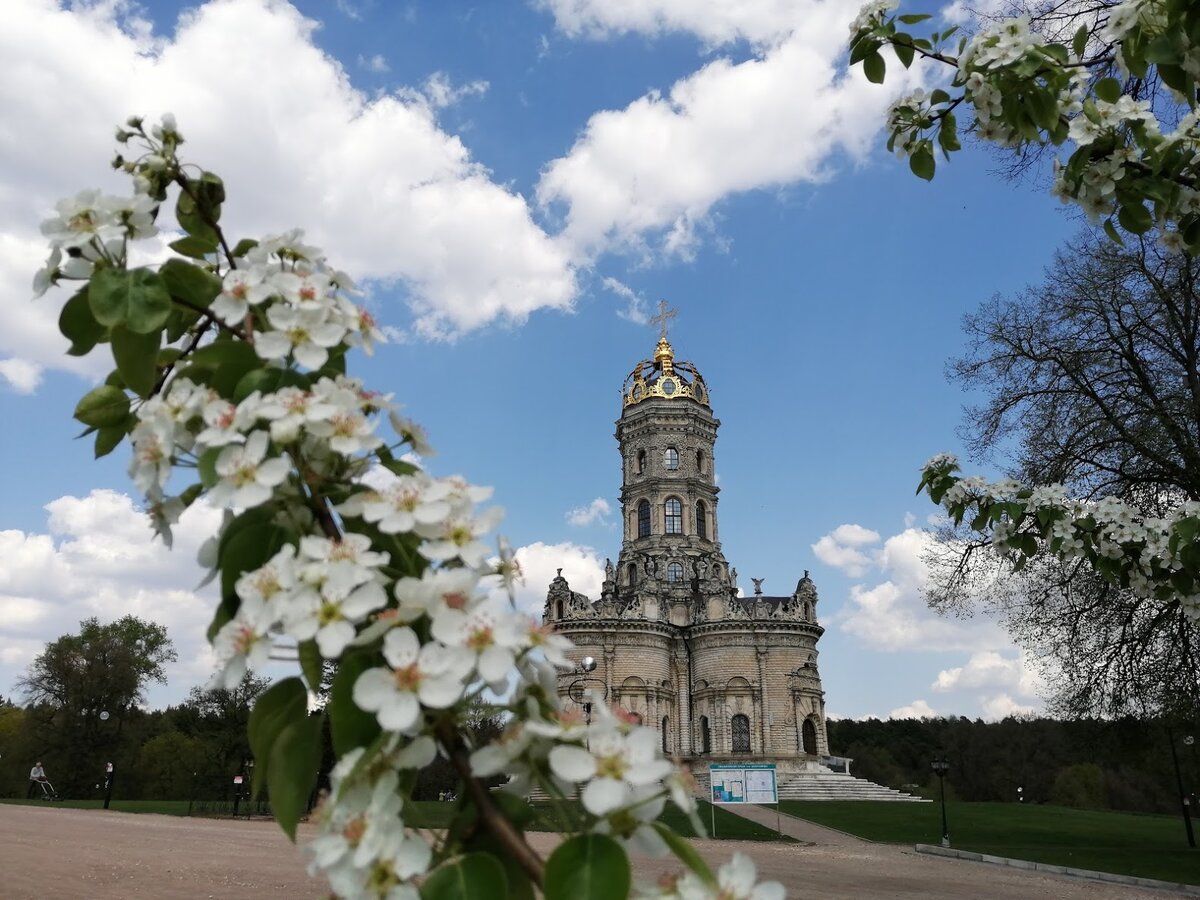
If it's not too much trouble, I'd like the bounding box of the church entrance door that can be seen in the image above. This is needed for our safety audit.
[802,718,817,755]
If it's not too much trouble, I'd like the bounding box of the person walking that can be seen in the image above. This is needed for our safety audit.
[27,761,47,799]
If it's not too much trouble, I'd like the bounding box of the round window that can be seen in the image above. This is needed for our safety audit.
[661,378,676,396]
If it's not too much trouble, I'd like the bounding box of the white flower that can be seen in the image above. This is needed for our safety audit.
[284,563,388,658]
[235,545,298,605]
[389,412,436,457]
[418,506,505,568]
[208,430,290,508]
[392,568,485,621]
[352,628,470,733]
[129,418,175,498]
[674,853,785,900]
[431,600,526,686]
[549,719,674,816]
[255,304,348,369]
[196,392,262,448]
[210,267,273,325]
[355,474,452,534]
[257,386,337,444]
[211,595,279,689]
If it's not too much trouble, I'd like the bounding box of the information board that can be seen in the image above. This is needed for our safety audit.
[709,763,777,805]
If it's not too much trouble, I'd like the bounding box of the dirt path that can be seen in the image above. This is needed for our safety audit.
[0,804,1179,899]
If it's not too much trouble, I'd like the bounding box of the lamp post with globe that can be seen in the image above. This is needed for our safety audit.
[931,756,951,848]
[567,656,607,748]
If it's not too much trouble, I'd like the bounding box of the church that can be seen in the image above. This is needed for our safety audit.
[543,312,830,782]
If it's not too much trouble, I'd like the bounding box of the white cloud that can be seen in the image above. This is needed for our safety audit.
[358,53,390,73]
[889,699,936,719]
[811,523,881,577]
[1,0,577,382]
[502,541,605,618]
[832,527,1009,652]
[536,2,927,262]
[602,276,648,325]
[932,649,1038,694]
[980,693,1036,720]
[566,496,612,527]
[0,489,224,703]
[539,0,805,47]
[0,358,43,393]
[418,72,489,109]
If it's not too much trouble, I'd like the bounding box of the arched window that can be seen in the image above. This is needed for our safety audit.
[637,449,646,474]
[637,500,651,537]
[802,718,818,755]
[628,563,637,585]
[696,500,707,539]
[666,562,684,583]
[700,716,712,754]
[555,598,563,619]
[696,449,705,473]
[664,497,682,534]
[731,714,751,753]
[664,447,679,470]
[662,716,670,754]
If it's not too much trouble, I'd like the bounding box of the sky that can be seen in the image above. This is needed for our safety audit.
[0,0,1079,722]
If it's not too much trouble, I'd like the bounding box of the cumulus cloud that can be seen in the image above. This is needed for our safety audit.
[539,0,808,47]
[0,489,224,705]
[0,358,43,394]
[500,540,605,618]
[932,650,1043,695]
[537,1,928,262]
[889,699,937,719]
[1,0,576,382]
[833,528,1009,652]
[419,72,489,109]
[602,277,649,325]
[566,497,612,527]
[980,693,1036,720]
[811,523,880,577]
[358,52,390,73]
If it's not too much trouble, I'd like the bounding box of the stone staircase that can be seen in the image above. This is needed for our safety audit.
[693,768,927,802]
[775,771,928,802]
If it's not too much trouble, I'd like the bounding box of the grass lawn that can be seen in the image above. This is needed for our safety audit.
[402,798,790,842]
[780,800,1200,885]
[0,798,193,816]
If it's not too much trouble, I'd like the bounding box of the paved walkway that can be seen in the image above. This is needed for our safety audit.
[0,803,1181,899]
[710,801,862,845]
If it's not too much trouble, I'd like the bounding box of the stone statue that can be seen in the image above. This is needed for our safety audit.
[604,557,614,580]
[751,577,764,596]
[730,567,738,589]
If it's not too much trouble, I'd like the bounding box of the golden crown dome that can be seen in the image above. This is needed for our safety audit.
[622,335,709,409]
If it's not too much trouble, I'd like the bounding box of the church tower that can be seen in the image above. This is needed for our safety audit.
[544,307,830,780]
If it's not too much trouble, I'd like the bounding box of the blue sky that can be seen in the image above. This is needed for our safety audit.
[0,0,1075,720]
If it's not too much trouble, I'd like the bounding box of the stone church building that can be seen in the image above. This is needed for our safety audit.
[543,327,830,779]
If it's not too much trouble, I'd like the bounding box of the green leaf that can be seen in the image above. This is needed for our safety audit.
[298,639,323,693]
[232,366,307,403]
[898,13,931,24]
[894,40,915,69]
[88,267,172,333]
[160,258,222,310]
[95,419,131,458]
[110,324,161,398]
[863,51,886,84]
[73,385,130,428]
[329,650,383,757]
[175,179,221,244]
[1072,25,1088,59]
[1117,201,1153,235]
[268,712,323,841]
[421,854,508,900]
[652,823,716,887]
[543,834,630,900]
[938,113,960,153]
[191,339,262,398]
[461,831,534,900]
[929,89,950,106]
[1094,77,1122,104]
[168,235,219,259]
[231,237,259,258]
[219,510,292,611]
[909,142,935,181]
[59,287,106,356]
[1103,217,1125,245]
[248,677,308,798]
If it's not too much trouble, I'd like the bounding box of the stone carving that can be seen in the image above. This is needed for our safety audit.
[751,577,764,596]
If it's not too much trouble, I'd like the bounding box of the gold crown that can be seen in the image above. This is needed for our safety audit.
[623,337,709,409]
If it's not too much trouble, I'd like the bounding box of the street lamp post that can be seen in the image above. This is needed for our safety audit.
[931,757,951,848]
[567,657,607,749]
[1166,725,1197,849]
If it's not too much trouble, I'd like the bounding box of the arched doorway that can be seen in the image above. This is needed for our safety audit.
[731,714,751,753]
[700,716,711,754]
[661,716,669,754]
[802,718,818,755]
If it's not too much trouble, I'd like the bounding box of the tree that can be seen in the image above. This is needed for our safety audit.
[926,232,1200,715]
[18,616,175,794]
[849,0,1200,249]
[175,674,269,775]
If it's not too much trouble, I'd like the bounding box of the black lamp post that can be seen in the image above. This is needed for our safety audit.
[1166,725,1196,849]
[568,656,606,750]
[931,756,951,848]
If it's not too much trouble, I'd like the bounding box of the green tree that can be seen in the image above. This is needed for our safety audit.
[1053,762,1109,808]
[18,616,175,794]
[926,232,1200,716]
[175,673,269,775]
[138,732,207,799]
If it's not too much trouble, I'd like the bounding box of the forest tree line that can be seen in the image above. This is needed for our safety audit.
[829,715,1200,814]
